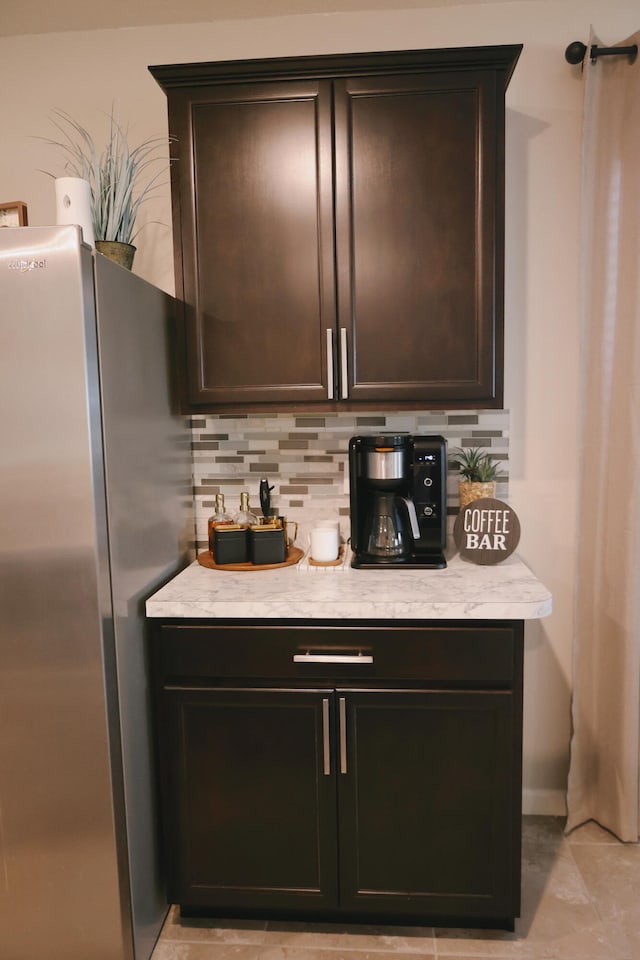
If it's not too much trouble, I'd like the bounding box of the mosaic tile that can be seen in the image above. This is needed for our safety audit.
[355,416,387,425]
[189,410,510,550]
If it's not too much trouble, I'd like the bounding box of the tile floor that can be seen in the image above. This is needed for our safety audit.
[151,816,640,960]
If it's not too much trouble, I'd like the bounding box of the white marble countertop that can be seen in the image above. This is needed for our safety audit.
[146,549,552,621]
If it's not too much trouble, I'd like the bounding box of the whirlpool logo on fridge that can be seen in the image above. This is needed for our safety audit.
[8,257,47,273]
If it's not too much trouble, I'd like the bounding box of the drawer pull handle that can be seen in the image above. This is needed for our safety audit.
[293,653,374,664]
[339,696,347,774]
[322,697,330,775]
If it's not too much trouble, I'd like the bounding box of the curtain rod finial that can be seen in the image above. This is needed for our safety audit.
[565,41,587,65]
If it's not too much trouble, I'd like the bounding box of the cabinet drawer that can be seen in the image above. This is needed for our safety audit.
[154,621,522,689]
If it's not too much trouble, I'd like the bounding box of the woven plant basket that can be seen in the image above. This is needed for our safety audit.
[96,240,136,270]
[459,480,496,509]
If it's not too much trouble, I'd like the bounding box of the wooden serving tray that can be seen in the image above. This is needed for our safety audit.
[197,547,304,572]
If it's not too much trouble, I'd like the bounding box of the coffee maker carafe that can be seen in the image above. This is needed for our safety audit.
[365,491,415,558]
[349,434,447,569]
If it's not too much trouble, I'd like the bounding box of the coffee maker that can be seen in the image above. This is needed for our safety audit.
[349,434,447,569]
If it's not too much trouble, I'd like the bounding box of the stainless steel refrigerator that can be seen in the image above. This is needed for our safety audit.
[0,226,193,959]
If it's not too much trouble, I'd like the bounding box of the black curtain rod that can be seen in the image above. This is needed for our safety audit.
[565,40,638,65]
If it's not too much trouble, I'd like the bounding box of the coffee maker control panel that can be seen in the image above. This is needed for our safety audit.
[412,438,446,548]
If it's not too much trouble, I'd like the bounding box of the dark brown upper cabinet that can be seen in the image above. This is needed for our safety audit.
[150,46,521,413]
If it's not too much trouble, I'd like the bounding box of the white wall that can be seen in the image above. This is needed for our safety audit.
[2,0,638,813]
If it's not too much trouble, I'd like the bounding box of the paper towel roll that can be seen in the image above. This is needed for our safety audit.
[55,177,95,248]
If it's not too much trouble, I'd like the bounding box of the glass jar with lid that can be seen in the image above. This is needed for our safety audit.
[233,491,258,528]
[207,492,233,556]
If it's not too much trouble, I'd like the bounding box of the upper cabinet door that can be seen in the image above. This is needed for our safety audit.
[170,79,336,407]
[334,70,502,405]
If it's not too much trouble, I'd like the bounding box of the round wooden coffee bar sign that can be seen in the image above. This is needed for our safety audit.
[453,498,520,565]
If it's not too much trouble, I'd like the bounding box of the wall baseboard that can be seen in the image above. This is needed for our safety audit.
[523,788,566,817]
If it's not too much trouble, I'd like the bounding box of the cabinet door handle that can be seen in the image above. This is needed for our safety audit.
[322,697,331,775]
[293,653,374,664]
[340,327,348,399]
[326,328,334,399]
[339,696,347,774]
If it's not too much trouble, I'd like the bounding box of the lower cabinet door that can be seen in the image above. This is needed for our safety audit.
[337,689,519,924]
[161,687,339,911]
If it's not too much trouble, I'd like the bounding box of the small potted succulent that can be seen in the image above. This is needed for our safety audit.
[451,447,502,508]
[43,108,168,269]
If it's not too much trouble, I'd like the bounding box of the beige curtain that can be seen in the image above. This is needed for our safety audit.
[566,31,640,842]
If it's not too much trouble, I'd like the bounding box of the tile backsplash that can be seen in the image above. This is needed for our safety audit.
[190,410,509,552]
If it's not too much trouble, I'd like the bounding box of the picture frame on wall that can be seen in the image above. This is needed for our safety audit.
[0,202,28,227]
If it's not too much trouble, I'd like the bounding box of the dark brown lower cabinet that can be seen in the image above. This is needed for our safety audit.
[151,621,523,928]
[339,690,515,921]
[162,688,339,910]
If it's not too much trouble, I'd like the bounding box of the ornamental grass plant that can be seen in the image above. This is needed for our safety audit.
[43,108,168,245]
